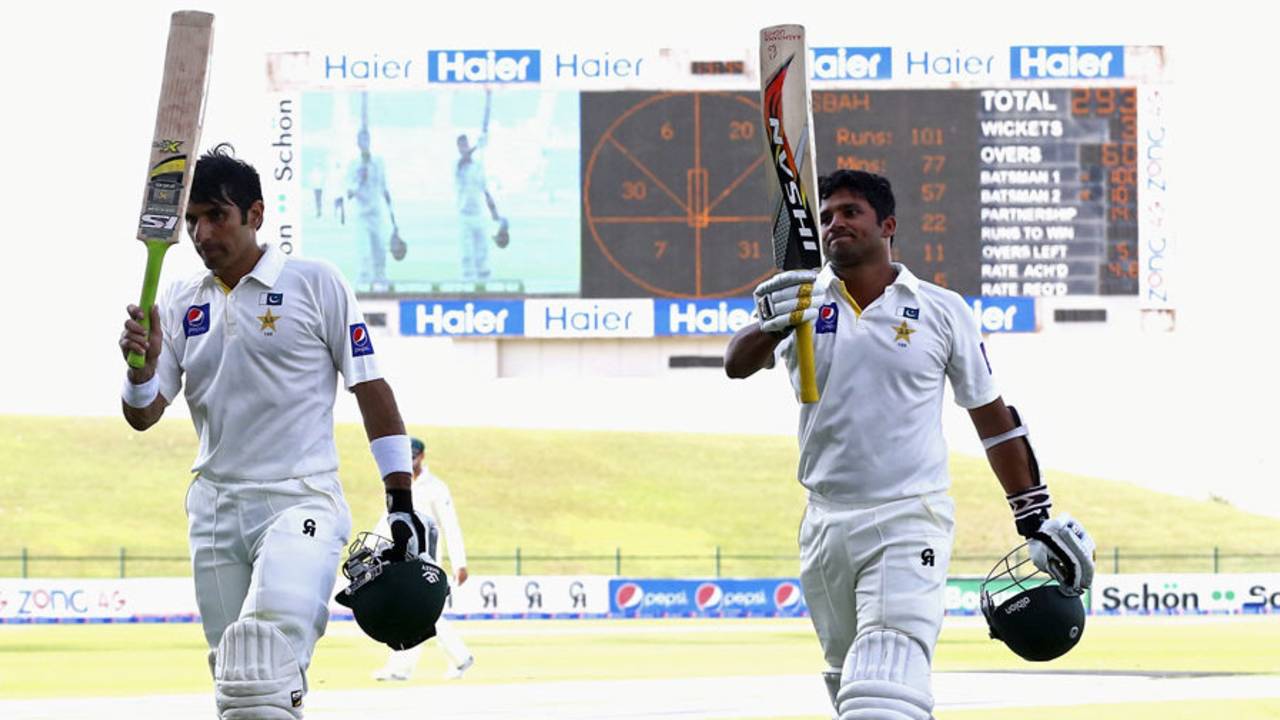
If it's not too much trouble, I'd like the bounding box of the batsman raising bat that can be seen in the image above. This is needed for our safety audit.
[118,17,429,720]
[346,91,403,293]
[725,24,1096,720]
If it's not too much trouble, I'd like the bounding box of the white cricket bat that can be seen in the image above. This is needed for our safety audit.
[128,11,214,368]
[760,24,823,403]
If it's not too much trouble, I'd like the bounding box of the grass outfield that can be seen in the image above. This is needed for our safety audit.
[0,616,1277,719]
[2,414,1280,577]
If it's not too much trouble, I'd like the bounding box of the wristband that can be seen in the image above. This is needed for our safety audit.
[370,434,412,480]
[122,373,159,409]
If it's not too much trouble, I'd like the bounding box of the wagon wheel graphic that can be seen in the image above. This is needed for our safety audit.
[584,92,776,298]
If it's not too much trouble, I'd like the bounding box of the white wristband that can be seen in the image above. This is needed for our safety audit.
[122,373,159,409]
[370,434,412,479]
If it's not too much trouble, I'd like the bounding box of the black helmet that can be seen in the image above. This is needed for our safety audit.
[981,543,1086,662]
[335,532,450,650]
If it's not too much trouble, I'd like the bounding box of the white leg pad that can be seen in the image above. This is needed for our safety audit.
[836,629,933,720]
[215,619,305,720]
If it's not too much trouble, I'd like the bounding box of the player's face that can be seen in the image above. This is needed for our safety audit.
[412,452,423,478]
[819,189,895,266]
[186,199,262,274]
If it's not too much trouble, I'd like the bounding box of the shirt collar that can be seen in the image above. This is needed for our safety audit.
[206,244,286,290]
[889,262,921,296]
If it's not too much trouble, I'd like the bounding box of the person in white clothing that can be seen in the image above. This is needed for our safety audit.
[372,436,474,681]
[347,128,400,292]
[119,144,430,720]
[724,169,1095,720]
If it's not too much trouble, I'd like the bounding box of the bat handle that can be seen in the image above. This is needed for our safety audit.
[795,322,819,403]
[127,241,173,369]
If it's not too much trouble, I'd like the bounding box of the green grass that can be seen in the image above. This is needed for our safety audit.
[1,616,1277,719]
[2,414,1279,577]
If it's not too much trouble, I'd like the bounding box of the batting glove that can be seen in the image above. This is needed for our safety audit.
[1027,513,1096,595]
[754,269,820,335]
[383,489,429,562]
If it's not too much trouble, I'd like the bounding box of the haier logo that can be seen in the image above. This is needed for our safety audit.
[400,300,524,336]
[1010,46,1123,79]
[428,50,540,83]
[656,299,754,336]
[810,47,891,81]
[966,297,1035,333]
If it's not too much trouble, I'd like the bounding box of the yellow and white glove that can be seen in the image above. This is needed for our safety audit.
[754,269,820,335]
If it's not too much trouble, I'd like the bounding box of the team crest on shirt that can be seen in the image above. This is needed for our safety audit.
[183,304,210,337]
[893,320,916,347]
[814,303,839,334]
[349,323,375,357]
[258,308,280,336]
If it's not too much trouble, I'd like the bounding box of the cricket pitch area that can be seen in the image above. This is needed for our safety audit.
[2,614,1278,719]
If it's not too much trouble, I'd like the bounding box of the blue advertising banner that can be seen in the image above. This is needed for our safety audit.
[609,578,807,618]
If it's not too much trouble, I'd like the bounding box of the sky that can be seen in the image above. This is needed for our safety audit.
[0,0,1277,511]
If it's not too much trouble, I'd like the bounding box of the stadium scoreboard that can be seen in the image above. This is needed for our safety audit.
[265,44,1170,320]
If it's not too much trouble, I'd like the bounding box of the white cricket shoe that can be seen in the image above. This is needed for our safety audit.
[372,667,410,682]
[443,656,474,679]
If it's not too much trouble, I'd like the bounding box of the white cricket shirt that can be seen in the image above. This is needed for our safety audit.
[155,244,382,481]
[778,263,998,504]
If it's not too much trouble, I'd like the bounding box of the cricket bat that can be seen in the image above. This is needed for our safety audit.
[760,24,823,403]
[128,11,214,369]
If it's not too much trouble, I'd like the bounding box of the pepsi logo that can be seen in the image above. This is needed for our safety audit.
[187,307,204,324]
[773,582,801,609]
[695,582,723,611]
[820,306,835,321]
[615,583,643,610]
[349,322,375,357]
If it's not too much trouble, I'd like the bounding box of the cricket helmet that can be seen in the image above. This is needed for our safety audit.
[980,543,1086,662]
[334,532,449,650]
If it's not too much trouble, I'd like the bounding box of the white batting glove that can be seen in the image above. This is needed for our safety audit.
[754,269,820,335]
[1028,513,1096,595]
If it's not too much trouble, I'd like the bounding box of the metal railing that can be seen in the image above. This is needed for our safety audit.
[1,547,1277,578]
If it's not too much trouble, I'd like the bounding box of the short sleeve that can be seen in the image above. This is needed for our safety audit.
[317,262,383,389]
[944,294,999,409]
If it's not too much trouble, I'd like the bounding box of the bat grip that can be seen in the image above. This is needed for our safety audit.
[127,241,173,369]
[795,322,819,403]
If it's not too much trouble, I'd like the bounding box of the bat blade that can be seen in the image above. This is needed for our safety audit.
[760,24,822,272]
[136,11,214,245]
[760,24,821,404]
[128,11,214,369]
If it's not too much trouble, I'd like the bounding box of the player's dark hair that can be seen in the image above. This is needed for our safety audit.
[818,169,895,225]
[191,143,263,225]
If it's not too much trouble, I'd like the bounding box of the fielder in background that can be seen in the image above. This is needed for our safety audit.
[371,436,475,681]
[724,169,1095,720]
[347,127,401,292]
[119,144,428,720]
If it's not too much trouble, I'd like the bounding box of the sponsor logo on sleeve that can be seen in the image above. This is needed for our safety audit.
[349,323,374,357]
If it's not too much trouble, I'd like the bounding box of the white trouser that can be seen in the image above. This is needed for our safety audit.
[353,215,387,288]
[799,492,954,674]
[460,213,490,281]
[187,473,353,674]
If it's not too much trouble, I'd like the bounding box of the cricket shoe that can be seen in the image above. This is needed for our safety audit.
[372,667,411,682]
[443,656,474,679]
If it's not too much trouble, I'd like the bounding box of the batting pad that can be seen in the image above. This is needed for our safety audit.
[215,619,305,720]
[837,629,933,720]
